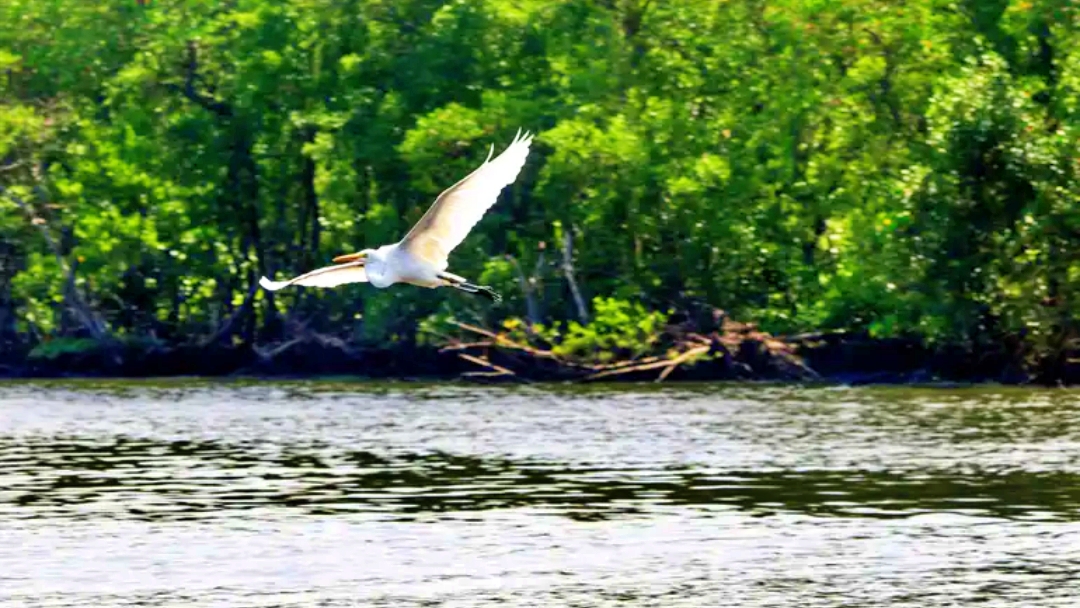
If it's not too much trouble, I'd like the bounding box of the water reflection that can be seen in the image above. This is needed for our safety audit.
[3,435,1079,522]
[3,383,1080,607]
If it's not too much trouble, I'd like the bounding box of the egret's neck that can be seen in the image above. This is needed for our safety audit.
[365,245,396,288]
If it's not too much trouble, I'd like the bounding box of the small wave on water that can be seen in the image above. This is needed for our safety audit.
[3,434,1080,523]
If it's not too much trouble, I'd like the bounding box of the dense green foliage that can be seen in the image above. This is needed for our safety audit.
[2,0,1079,373]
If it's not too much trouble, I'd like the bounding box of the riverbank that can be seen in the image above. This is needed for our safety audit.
[2,316,1072,386]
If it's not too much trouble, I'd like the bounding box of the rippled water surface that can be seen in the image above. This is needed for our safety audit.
[2,380,1079,606]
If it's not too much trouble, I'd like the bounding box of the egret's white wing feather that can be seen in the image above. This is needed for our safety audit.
[259,261,367,291]
[400,129,533,268]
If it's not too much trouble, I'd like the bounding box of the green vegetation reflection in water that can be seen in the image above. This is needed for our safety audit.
[2,382,1078,523]
[9,434,1080,522]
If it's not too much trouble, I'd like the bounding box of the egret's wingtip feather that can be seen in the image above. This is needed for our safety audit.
[399,125,536,263]
[516,128,533,147]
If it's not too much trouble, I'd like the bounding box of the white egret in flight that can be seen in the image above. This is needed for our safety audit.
[259,129,535,303]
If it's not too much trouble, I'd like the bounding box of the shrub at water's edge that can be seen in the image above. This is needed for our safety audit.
[3,295,1061,385]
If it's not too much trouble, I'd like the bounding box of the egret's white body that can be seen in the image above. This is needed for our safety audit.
[259,129,534,302]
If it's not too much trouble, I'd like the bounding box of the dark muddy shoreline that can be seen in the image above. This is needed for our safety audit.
[1,331,1072,386]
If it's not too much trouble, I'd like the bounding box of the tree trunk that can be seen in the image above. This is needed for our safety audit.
[561,226,589,324]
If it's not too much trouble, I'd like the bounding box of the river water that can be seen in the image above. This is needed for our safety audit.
[1,380,1078,606]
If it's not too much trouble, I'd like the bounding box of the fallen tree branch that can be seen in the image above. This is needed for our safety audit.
[451,320,559,359]
[584,344,711,381]
[285,317,362,357]
[444,306,820,383]
[588,355,662,372]
[457,352,517,377]
[253,337,304,361]
[439,340,497,353]
[656,344,712,382]
[685,332,715,345]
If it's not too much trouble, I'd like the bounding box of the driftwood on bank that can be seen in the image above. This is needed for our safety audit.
[251,317,364,363]
[441,311,821,383]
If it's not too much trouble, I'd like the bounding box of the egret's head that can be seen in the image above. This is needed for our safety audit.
[332,249,373,264]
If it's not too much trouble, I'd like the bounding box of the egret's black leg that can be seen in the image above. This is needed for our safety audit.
[463,282,501,303]
[440,272,501,303]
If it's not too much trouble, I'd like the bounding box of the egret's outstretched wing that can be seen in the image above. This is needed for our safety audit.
[400,129,534,268]
[259,261,367,291]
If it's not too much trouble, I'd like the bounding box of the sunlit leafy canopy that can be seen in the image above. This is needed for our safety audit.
[1,0,1078,372]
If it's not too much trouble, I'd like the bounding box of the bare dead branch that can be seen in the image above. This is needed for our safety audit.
[199,280,259,347]
[505,254,542,326]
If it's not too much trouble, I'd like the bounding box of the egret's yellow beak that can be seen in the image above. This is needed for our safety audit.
[332,251,367,264]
